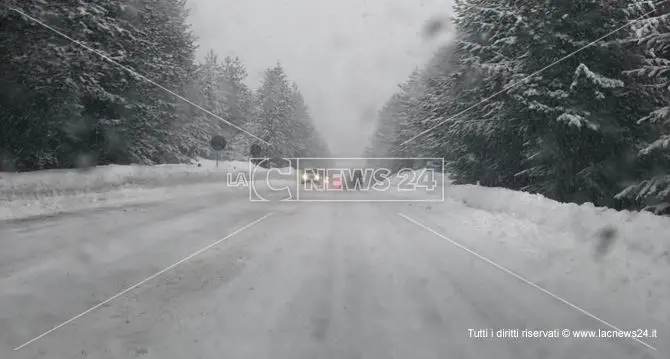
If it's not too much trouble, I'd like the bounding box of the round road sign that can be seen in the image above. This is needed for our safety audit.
[210,135,227,151]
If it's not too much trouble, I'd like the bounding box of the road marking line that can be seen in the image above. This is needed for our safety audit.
[14,213,273,351]
[397,212,657,351]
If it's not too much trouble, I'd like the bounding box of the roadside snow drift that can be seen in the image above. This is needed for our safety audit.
[0,159,257,200]
[0,159,282,221]
[408,180,670,347]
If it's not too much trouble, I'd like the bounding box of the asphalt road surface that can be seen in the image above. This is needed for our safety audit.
[0,187,662,359]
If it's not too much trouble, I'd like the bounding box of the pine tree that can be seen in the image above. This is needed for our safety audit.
[1,0,200,168]
[365,0,670,214]
[288,83,310,157]
[256,63,296,157]
[365,68,431,171]
[515,0,650,206]
[433,0,528,187]
[368,98,402,158]
[121,0,197,164]
[407,44,465,162]
[1,1,149,169]
[390,68,426,159]
[616,1,670,213]
[219,56,256,160]
[179,50,227,158]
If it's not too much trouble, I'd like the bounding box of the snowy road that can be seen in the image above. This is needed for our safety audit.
[0,188,663,358]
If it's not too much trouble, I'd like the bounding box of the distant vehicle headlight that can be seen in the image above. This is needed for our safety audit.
[302,173,308,180]
[315,174,320,180]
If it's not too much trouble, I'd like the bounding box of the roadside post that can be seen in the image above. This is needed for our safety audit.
[210,135,227,168]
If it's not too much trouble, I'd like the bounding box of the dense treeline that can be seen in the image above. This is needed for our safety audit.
[365,0,670,214]
[0,1,329,172]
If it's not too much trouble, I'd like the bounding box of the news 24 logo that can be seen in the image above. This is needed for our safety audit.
[233,157,444,202]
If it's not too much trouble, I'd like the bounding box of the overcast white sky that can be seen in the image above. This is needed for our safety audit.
[187,0,454,156]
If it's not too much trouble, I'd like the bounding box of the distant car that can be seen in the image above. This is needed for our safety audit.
[329,174,343,189]
[300,168,324,184]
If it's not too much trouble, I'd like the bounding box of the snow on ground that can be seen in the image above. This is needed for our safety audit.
[3,162,668,335]
[406,176,670,339]
[0,159,257,199]
[384,169,669,337]
[441,182,670,277]
[0,183,241,221]
[0,159,282,221]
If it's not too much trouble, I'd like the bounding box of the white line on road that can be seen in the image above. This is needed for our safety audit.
[14,213,273,351]
[397,212,657,352]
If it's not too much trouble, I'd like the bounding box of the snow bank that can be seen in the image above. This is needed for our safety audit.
[444,183,669,255]
[414,181,670,343]
[0,183,231,221]
[0,159,280,221]
[0,159,264,200]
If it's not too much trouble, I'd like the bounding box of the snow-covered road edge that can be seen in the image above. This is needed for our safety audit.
[444,183,670,269]
[385,170,669,344]
[0,159,296,221]
[0,182,233,222]
[0,160,258,200]
[406,180,670,347]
